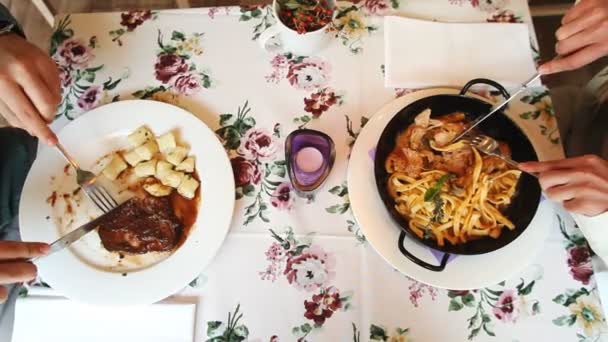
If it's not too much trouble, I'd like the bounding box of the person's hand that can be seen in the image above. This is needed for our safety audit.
[539,0,608,75]
[0,241,49,302]
[519,155,608,216]
[0,33,60,145]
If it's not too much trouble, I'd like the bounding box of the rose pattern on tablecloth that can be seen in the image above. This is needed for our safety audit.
[446,277,540,340]
[486,9,522,23]
[449,0,510,12]
[362,0,402,15]
[206,304,250,342]
[293,87,344,128]
[208,7,232,19]
[216,101,289,225]
[239,5,276,41]
[266,53,332,90]
[558,215,594,285]
[52,16,125,120]
[520,89,560,144]
[330,4,378,54]
[40,4,608,340]
[260,228,353,339]
[109,10,158,46]
[133,30,212,99]
[407,277,438,307]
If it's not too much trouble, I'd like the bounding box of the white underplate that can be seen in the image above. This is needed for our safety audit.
[20,100,235,306]
[348,88,553,290]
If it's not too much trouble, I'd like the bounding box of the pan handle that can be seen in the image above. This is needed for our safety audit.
[459,78,511,99]
[398,232,450,272]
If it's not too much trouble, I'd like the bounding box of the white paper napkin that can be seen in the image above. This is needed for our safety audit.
[12,297,196,342]
[384,16,538,89]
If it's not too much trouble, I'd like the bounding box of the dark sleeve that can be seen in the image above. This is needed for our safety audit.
[0,4,25,38]
[0,128,37,233]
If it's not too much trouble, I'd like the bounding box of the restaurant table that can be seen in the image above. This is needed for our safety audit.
[19,0,608,341]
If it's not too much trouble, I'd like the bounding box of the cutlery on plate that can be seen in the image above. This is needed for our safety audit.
[451,73,541,143]
[55,142,119,213]
[469,134,538,179]
[31,205,119,261]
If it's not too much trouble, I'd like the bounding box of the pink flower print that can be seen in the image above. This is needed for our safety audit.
[120,10,152,31]
[270,182,294,210]
[363,0,389,14]
[154,53,188,83]
[237,128,278,162]
[172,73,202,95]
[493,290,519,323]
[286,57,331,90]
[265,242,286,262]
[568,246,593,285]
[303,286,342,325]
[284,245,335,291]
[55,38,94,67]
[77,85,102,110]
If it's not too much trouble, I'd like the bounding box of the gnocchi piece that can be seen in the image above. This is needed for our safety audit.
[134,159,157,178]
[128,126,153,146]
[166,146,189,166]
[160,170,185,188]
[175,157,195,173]
[156,160,173,178]
[135,139,159,161]
[102,154,128,180]
[123,149,144,166]
[157,132,177,154]
[178,175,199,199]
[143,182,172,197]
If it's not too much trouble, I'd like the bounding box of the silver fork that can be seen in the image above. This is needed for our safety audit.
[469,135,538,179]
[55,142,119,212]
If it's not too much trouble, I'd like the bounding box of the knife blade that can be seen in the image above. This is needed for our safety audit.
[38,210,112,260]
[451,73,541,143]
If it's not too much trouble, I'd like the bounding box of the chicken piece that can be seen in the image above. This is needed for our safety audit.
[498,142,512,158]
[385,147,424,177]
[482,156,507,174]
[434,148,473,176]
[409,126,426,150]
[432,130,456,147]
[438,112,466,123]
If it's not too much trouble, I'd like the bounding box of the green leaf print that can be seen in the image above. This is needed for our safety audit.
[553,314,577,326]
[171,30,186,41]
[219,114,233,126]
[449,298,464,311]
[462,293,476,307]
[369,324,388,340]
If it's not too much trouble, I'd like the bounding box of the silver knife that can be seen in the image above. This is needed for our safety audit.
[451,73,542,143]
[34,211,112,261]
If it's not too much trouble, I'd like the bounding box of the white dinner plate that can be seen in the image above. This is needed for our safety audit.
[20,100,235,306]
[348,88,553,290]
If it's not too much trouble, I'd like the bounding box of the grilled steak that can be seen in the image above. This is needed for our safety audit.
[97,196,182,254]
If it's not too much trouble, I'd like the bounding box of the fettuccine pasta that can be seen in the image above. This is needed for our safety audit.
[385,109,521,246]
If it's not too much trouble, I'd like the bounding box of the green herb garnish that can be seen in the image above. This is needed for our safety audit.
[423,174,454,202]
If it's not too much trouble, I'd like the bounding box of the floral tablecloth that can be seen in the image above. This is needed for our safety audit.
[25,0,608,341]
